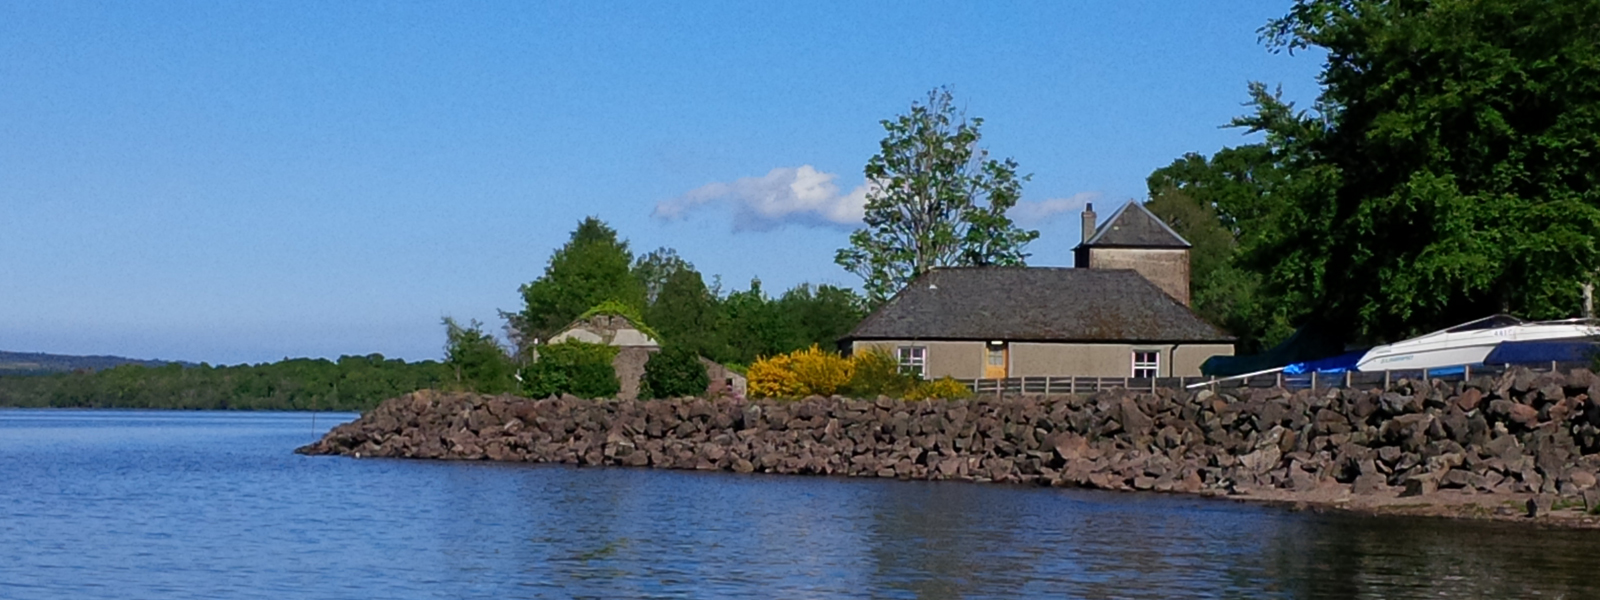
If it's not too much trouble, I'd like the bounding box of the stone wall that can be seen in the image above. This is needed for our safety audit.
[1082,247,1191,306]
[299,366,1600,500]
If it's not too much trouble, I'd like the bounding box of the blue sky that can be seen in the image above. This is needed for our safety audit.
[0,1,1325,365]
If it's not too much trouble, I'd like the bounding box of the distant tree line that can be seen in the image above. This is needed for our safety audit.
[0,354,452,411]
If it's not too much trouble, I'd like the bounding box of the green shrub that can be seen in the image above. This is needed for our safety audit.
[641,346,710,399]
[843,349,918,398]
[523,340,621,399]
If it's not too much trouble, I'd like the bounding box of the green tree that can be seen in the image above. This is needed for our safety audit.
[646,262,724,358]
[443,317,517,394]
[639,346,710,399]
[776,283,865,350]
[836,87,1040,304]
[1145,146,1297,352]
[633,247,692,305]
[515,217,648,350]
[717,279,799,365]
[1239,0,1600,343]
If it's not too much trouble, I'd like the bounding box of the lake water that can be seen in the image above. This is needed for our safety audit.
[2,409,1597,599]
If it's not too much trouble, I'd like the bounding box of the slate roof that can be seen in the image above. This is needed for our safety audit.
[844,267,1232,343]
[1075,201,1191,249]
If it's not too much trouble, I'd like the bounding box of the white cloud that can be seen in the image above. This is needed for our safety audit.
[655,166,1100,232]
[654,165,869,231]
[1009,192,1101,226]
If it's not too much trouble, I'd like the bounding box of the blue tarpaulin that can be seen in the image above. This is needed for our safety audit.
[1282,350,1367,375]
[1201,321,1347,377]
[1483,341,1600,365]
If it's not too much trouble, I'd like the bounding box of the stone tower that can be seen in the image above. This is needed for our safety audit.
[1072,201,1193,306]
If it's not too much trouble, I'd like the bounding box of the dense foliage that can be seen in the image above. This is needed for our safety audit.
[841,350,919,398]
[1149,0,1600,349]
[522,340,621,399]
[1145,146,1295,353]
[514,217,648,350]
[836,87,1039,304]
[443,317,518,394]
[510,219,867,371]
[640,346,710,399]
[0,355,452,411]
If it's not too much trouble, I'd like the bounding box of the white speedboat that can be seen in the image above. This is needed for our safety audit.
[1354,315,1599,372]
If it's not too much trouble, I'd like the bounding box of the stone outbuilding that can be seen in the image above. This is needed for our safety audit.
[547,312,747,399]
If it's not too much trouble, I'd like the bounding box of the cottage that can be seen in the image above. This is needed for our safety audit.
[840,201,1233,380]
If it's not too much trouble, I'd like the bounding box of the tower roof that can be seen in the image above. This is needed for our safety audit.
[1074,201,1191,249]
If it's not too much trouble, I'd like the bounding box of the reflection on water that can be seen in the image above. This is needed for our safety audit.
[1,409,1596,599]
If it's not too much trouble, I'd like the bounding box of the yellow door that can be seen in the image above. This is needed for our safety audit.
[983,344,1008,379]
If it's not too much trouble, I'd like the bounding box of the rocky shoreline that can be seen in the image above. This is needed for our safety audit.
[297,367,1600,527]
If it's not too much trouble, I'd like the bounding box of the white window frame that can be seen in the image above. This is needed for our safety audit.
[897,346,926,377]
[1132,350,1160,379]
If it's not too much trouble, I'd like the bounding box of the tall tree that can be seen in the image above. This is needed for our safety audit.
[836,88,1039,304]
[776,283,866,350]
[1242,0,1600,343]
[633,247,691,305]
[646,262,723,358]
[1145,146,1297,352]
[718,279,796,365]
[514,217,647,349]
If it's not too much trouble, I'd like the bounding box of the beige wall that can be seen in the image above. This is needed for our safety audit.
[1173,344,1234,376]
[1087,248,1191,306]
[1012,342,1134,377]
[852,340,986,379]
[856,340,1233,378]
[1014,342,1232,377]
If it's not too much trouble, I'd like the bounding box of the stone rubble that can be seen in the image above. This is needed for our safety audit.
[297,366,1600,503]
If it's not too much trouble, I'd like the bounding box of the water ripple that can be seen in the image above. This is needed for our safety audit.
[2,409,1597,599]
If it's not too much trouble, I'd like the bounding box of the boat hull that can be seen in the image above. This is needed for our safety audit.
[1355,345,1497,372]
[1355,320,1599,372]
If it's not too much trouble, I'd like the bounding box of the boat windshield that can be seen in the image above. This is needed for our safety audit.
[1445,314,1524,333]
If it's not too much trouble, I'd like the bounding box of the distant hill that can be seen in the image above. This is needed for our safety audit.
[0,351,184,376]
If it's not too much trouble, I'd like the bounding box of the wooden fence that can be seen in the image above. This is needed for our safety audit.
[956,360,1587,396]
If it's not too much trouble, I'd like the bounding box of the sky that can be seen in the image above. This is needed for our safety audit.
[0,1,1327,365]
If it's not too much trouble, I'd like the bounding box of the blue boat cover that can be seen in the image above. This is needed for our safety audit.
[1201,321,1347,377]
[1482,340,1600,365]
[1282,350,1366,375]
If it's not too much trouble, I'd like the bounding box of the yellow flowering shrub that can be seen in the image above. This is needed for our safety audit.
[905,376,973,400]
[747,353,802,399]
[747,345,855,398]
[789,345,854,397]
